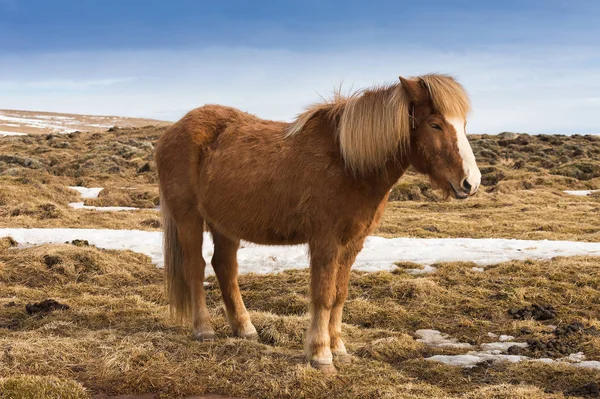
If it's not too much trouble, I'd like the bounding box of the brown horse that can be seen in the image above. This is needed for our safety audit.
[155,73,481,374]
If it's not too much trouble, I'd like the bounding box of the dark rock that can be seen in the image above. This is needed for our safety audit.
[43,254,62,268]
[507,345,525,355]
[70,239,90,247]
[25,299,70,315]
[137,162,152,173]
[538,310,555,321]
[508,304,557,321]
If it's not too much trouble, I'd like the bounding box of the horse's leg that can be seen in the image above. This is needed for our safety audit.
[211,228,257,339]
[306,239,340,374]
[329,238,366,363]
[177,215,214,340]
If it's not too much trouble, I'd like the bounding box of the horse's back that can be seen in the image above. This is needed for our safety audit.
[155,104,383,246]
[155,105,301,235]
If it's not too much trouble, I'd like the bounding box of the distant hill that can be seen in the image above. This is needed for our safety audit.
[0,109,169,136]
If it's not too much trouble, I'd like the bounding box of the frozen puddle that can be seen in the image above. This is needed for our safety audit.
[1,229,600,275]
[420,329,600,370]
[564,190,599,196]
[67,186,152,211]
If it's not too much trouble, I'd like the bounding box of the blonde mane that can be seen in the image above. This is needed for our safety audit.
[287,74,470,175]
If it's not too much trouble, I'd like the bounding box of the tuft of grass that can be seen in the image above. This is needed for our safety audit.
[0,375,89,399]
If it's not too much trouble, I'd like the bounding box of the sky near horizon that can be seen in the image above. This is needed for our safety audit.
[0,0,599,134]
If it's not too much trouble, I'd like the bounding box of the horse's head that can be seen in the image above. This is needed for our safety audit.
[399,76,481,200]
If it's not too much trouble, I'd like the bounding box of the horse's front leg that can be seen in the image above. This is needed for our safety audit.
[329,238,365,363]
[306,239,340,375]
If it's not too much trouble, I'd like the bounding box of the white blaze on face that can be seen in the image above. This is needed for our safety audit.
[447,116,481,194]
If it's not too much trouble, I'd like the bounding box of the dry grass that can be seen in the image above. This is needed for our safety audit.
[1,127,600,398]
[2,241,600,398]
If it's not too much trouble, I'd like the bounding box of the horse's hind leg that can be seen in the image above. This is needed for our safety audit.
[177,214,214,340]
[211,228,257,339]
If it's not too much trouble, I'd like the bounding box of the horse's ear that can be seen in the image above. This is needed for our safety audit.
[399,76,428,103]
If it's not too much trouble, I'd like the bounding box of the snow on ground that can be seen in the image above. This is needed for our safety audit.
[1,229,600,275]
[564,190,599,196]
[67,186,148,211]
[499,335,515,341]
[0,112,81,133]
[428,349,600,369]
[0,110,166,135]
[415,329,472,349]
[420,329,600,370]
[0,131,27,136]
[67,186,103,199]
[68,202,142,212]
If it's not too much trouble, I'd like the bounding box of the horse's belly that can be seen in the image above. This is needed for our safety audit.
[199,190,309,246]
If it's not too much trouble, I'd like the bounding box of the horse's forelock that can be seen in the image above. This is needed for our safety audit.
[420,74,471,120]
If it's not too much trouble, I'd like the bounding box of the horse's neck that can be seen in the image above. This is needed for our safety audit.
[359,156,410,198]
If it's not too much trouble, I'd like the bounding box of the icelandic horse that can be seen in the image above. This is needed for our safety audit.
[155,74,481,374]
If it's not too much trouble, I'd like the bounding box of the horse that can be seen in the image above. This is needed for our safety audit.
[155,73,481,374]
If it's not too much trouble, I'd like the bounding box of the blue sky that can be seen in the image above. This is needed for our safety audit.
[1,0,599,133]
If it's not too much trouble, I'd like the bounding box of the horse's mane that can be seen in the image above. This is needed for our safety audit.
[286,74,471,175]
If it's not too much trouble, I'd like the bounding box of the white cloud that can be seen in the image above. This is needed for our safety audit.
[0,45,598,134]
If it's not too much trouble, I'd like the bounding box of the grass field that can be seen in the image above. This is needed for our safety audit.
[1,126,600,398]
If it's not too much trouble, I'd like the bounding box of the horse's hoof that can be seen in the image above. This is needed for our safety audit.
[240,332,259,341]
[194,331,216,341]
[310,360,338,375]
[335,353,353,364]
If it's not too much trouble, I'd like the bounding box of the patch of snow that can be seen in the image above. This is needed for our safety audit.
[0,230,599,275]
[564,190,599,196]
[0,112,87,133]
[480,341,526,352]
[426,346,600,370]
[415,329,473,349]
[0,131,27,136]
[68,186,104,199]
[574,361,600,369]
[487,332,498,338]
[472,267,485,272]
[362,236,600,271]
[427,353,525,368]
[406,265,437,274]
[67,186,150,211]
[564,352,586,362]
[68,202,140,212]
[499,335,515,342]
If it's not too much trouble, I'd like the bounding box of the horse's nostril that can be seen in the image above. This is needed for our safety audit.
[462,179,472,192]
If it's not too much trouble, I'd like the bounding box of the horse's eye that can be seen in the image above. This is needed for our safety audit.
[430,123,442,130]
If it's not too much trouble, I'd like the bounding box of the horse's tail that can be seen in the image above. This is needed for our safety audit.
[161,195,191,320]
